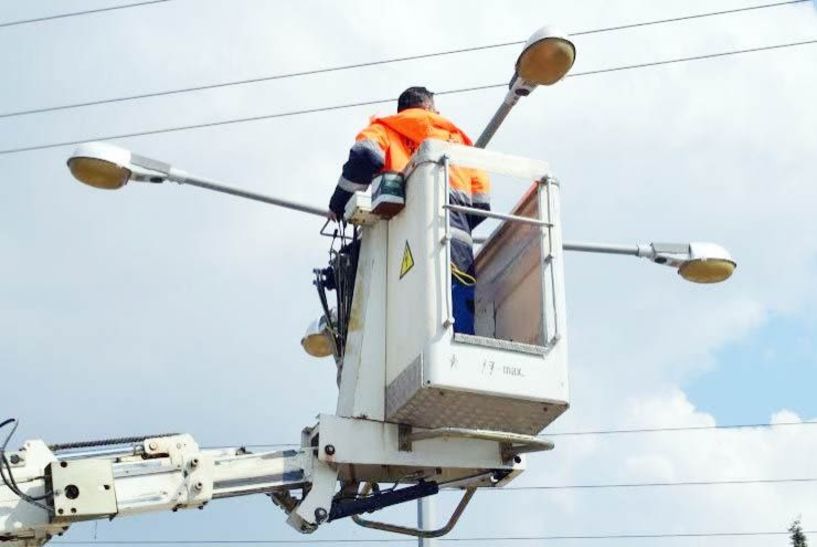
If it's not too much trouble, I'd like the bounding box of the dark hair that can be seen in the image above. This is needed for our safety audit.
[397,86,435,112]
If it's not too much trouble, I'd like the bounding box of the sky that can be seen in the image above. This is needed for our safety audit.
[1,0,817,545]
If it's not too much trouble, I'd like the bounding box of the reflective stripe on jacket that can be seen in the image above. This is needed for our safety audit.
[329,108,490,275]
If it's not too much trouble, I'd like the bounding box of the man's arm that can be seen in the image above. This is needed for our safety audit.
[468,168,491,230]
[329,126,388,218]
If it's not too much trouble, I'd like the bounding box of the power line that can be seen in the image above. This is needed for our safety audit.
[545,418,817,437]
[0,0,808,119]
[0,0,173,29]
[0,92,412,155]
[569,0,808,37]
[500,476,817,491]
[558,39,817,77]
[217,419,817,451]
[1,38,815,157]
[51,529,817,543]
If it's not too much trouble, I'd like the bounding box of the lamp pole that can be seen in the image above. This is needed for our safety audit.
[562,241,640,255]
[171,171,328,218]
[67,141,329,217]
[475,99,518,149]
[417,497,435,547]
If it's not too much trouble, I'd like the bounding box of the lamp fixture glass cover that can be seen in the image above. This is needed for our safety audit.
[677,242,737,283]
[68,157,129,189]
[67,142,133,190]
[678,258,736,284]
[516,26,576,85]
[301,315,334,358]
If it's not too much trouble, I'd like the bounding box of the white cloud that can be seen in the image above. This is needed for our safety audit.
[1,0,816,543]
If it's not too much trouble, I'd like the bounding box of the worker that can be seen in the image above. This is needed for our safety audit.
[328,86,490,335]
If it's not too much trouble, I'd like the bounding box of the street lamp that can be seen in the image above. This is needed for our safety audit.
[475,26,576,148]
[69,142,736,285]
[67,142,329,217]
[563,241,737,283]
[67,142,167,189]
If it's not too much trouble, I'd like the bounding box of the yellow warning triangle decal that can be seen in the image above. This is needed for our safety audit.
[399,241,415,279]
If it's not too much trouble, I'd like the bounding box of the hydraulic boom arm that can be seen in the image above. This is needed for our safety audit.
[2,413,543,547]
[1,431,321,547]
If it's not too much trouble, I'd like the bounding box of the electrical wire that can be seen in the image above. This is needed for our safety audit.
[0,419,51,504]
[544,418,817,437]
[1,38,815,157]
[49,529,817,543]
[0,0,173,29]
[210,418,817,449]
[498,476,817,491]
[0,418,52,513]
[568,0,809,37]
[0,0,808,120]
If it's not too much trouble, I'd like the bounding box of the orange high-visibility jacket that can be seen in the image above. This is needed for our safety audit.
[329,108,490,274]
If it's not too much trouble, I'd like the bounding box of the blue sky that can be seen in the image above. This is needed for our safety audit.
[688,310,817,424]
[2,0,817,545]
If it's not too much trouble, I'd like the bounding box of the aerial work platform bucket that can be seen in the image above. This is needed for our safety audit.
[338,139,568,436]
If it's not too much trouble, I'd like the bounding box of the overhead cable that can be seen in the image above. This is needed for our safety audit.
[570,0,808,37]
[0,0,808,119]
[52,529,817,543]
[545,418,817,437]
[214,418,817,450]
[499,476,817,491]
[0,0,173,29]
[1,38,815,157]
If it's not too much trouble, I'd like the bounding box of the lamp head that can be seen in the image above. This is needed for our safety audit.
[67,142,172,189]
[515,26,576,86]
[677,242,737,284]
[647,242,736,284]
[300,314,335,358]
[67,142,133,189]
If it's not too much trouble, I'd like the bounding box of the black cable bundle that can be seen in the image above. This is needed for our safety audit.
[313,224,360,362]
[333,235,360,358]
[0,418,52,513]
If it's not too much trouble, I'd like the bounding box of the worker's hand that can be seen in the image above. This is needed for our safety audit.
[328,210,339,222]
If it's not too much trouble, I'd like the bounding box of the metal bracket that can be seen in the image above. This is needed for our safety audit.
[351,487,476,538]
[329,481,438,522]
[397,426,554,464]
[46,460,117,523]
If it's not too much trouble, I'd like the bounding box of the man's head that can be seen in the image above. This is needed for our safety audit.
[397,86,436,113]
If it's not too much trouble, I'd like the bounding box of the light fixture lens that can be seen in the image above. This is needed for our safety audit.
[678,258,736,284]
[517,37,576,85]
[301,315,334,358]
[68,157,130,189]
[301,331,334,358]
